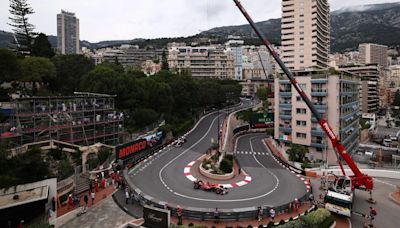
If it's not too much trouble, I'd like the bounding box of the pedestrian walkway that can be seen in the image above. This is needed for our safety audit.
[57,185,116,217]
[169,204,311,228]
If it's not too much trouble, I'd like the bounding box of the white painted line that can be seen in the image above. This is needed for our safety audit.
[188,161,195,166]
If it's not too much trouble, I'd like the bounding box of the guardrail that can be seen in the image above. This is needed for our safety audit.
[124,167,309,221]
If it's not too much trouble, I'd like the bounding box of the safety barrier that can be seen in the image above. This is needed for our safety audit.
[124,162,310,221]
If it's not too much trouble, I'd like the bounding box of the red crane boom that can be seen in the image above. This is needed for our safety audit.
[232,0,373,191]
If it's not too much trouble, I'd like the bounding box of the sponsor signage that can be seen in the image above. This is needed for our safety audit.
[143,205,170,228]
[116,138,148,160]
[250,113,274,128]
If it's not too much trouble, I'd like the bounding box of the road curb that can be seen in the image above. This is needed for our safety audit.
[388,192,400,206]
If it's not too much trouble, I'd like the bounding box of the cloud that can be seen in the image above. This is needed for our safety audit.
[0,0,396,42]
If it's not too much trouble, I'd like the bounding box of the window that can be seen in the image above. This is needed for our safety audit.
[296,132,307,138]
[296,120,307,126]
[296,96,302,101]
[296,108,307,114]
[300,84,306,90]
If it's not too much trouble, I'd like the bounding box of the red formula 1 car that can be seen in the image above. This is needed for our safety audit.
[193,180,228,195]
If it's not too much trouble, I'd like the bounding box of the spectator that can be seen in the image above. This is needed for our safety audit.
[84,194,89,209]
[269,208,275,222]
[125,190,130,204]
[67,194,73,209]
[257,206,263,221]
[177,205,183,225]
[214,208,220,224]
[91,191,95,205]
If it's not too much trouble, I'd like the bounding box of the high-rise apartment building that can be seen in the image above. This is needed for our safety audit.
[274,70,360,164]
[281,0,330,70]
[359,43,388,68]
[168,46,234,79]
[339,64,380,114]
[57,10,80,54]
[226,39,244,80]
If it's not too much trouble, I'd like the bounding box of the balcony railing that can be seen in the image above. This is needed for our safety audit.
[311,128,325,137]
[311,89,327,96]
[311,140,325,149]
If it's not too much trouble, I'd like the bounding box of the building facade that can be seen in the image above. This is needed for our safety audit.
[339,64,380,114]
[359,43,388,68]
[274,70,360,164]
[281,0,330,70]
[226,39,244,80]
[57,10,80,54]
[168,46,234,79]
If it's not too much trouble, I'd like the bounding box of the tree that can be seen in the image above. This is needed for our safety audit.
[161,50,169,70]
[256,86,272,112]
[52,55,94,94]
[31,33,55,58]
[20,57,56,94]
[287,144,309,162]
[394,89,400,107]
[8,0,36,55]
[0,48,20,83]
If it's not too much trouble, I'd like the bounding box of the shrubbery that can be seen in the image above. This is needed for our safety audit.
[220,159,233,174]
[275,208,334,228]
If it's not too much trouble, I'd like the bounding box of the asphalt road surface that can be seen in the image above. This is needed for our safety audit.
[128,111,306,210]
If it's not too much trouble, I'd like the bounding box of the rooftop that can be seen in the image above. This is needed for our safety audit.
[0,183,49,210]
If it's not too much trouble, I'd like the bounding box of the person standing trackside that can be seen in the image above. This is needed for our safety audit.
[91,191,95,205]
[257,206,263,221]
[214,208,220,224]
[84,194,89,209]
[177,205,183,225]
[125,190,130,204]
[269,208,275,222]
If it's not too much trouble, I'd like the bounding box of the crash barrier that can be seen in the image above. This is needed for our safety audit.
[124,169,310,221]
[264,138,306,176]
[233,124,250,135]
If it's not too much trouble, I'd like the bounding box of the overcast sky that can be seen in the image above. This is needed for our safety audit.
[0,0,398,42]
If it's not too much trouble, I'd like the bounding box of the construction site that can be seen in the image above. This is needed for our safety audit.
[1,92,124,147]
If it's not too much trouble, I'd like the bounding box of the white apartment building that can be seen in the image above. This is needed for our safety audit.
[226,39,244,80]
[168,46,234,79]
[274,70,360,164]
[281,0,330,70]
[359,43,388,68]
[57,10,80,54]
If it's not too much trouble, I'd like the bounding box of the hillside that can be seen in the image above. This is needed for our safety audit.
[1,2,400,52]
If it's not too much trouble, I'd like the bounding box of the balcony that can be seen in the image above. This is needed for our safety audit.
[279,91,292,97]
[314,102,327,109]
[311,140,325,149]
[311,89,327,96]
[311,128,325,137]
[279,102,292,109]
[340,91,358,96]
[311,79,328,84]
[280,113,292,120]
[279,125,292,133]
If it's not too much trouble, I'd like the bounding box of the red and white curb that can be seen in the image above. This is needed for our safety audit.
[184,161,252,188]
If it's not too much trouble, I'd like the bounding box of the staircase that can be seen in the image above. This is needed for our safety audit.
[74,173,90,195]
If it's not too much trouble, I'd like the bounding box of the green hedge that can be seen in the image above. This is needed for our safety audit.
[276,208,334,228]
[220,159,233,173]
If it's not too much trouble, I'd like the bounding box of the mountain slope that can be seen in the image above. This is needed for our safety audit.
[1,3,399,52]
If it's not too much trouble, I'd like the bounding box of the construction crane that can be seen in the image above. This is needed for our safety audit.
[232,0,374,216]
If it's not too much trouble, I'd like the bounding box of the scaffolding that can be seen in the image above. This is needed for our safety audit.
[6,92,124,146]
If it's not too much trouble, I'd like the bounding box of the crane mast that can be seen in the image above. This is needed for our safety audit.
[232,0,373,191]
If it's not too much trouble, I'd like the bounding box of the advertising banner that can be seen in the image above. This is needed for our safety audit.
[143,205,170,228]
